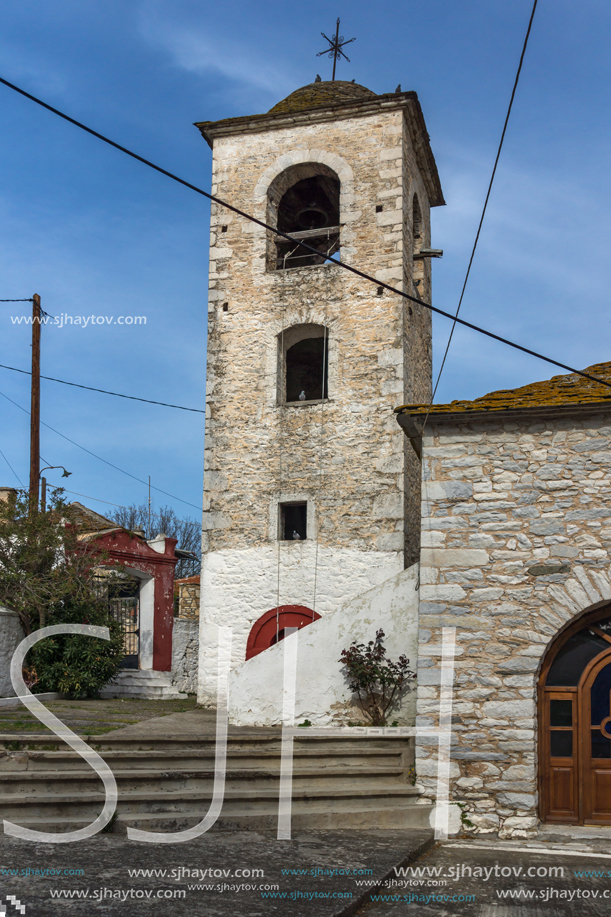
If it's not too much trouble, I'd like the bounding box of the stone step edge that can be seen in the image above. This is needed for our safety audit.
[0,733,412,745]
[0,747,405,760]
[2,806,435,830]
[0,765,408,782]
[0,785,422,805]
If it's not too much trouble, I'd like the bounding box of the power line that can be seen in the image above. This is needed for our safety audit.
[0,387,201,511]
[46,484,199,527]
[0,298,33,302]
[0,445,23,485]
[431,0,539,405]
[1,74,610,392]
[0,362,206,414]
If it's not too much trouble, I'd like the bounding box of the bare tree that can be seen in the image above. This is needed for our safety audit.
[111,503,201,578]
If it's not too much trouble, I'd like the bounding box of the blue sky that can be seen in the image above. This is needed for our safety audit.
[0,0,609,524]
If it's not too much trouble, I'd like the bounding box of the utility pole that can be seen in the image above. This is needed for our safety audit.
[148,476,152,538]
[29,293,41,514]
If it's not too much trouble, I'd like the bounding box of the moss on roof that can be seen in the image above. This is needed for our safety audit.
[396,362,611,417]
[268,80,377,115]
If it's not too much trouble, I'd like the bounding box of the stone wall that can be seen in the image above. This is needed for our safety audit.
[171,619,198,695]
[0,606,25,697]
[177,580,200,620]
[415,408,611,838]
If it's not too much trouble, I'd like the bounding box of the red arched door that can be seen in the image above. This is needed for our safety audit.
[245,605,321,660]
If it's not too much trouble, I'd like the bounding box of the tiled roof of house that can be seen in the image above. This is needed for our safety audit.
[69,502,120,533]
[396,362,611,418]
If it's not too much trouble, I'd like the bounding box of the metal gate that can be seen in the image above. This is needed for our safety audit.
[109,591,140,669]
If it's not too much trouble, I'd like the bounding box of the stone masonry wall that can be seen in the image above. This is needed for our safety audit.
[0,606,25,697]
[177,582,200,620]
[203,109,431,559]
[171,619,198,695]
[415,409,611,838]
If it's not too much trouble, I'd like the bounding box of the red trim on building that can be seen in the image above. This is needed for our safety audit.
[245,605,321,660]
[86,530,178,671]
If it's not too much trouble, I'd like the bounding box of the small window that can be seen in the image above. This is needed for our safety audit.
[412,193,425,290]
[279,502,307,541]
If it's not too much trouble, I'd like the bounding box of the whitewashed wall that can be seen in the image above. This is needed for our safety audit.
[198,544,402,705]
[225,564,419,727]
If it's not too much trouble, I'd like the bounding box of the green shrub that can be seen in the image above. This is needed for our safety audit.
[339,629,415,726]
[29,597,125,699]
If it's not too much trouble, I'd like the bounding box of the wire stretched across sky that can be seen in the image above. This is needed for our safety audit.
[0,362,206,414]
[430,0,538,404]
[0,72,610,393]
[0,387,202,512]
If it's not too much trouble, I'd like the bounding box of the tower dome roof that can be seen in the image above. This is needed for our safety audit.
[268,80,377,115]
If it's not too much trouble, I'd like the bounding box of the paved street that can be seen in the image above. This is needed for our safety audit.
[356,833,611,917]
[0,829,432,917]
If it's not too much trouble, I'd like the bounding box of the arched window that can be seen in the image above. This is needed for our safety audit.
[268,164,340,270]
[411,194,425,291]
[278,323,328,403]
[245,605,321,660]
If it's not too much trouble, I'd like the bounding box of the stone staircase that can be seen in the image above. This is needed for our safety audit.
[99,670,187,700]
[0,732,432,834]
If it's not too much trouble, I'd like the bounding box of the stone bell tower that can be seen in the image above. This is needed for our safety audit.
[195,80,444,704]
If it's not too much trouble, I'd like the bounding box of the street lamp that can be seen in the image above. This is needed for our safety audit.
[39,465,72,511]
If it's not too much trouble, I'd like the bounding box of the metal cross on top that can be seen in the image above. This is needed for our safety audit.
[317,18,356,81]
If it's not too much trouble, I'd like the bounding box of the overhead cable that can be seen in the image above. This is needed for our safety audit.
[0,362,206,413]
[0,445,23,485]
[431,0,539,404]
[0,387,201,511]
[0,74,609,392]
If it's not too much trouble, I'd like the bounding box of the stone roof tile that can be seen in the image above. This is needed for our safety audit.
[396,361,611,417]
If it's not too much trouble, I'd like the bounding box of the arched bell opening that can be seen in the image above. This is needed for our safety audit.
[266,164,340,270]
[539,602,611,825]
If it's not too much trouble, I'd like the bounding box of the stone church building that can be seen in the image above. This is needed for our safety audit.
[193,76,611,837]
[398,363,611,836]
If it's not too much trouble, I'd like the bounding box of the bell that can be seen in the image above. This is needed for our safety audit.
[296,202,328,230]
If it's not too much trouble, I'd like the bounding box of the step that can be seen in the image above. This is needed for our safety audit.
[0,731,420,832]
[0,785,426,826]
[6,801,434,833]
[0,734,413,754]
[99,670,187,699]
[0,746,409,772]
[0,764,409,795]
[99,685,187,700]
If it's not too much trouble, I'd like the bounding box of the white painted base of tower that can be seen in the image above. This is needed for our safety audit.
[218,563,419,727]
[197,544,403,707]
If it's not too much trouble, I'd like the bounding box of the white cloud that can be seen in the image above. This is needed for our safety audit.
[137,2,292,97]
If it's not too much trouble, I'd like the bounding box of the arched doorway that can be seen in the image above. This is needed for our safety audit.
[245,605,321,660]
[539,604,611,824]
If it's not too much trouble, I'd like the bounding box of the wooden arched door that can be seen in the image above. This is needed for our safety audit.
[539,605,611,824]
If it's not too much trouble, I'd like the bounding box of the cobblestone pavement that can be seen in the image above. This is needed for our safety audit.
[0,829,432,917]
[355,834,611,916]
[0,697,200,735]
